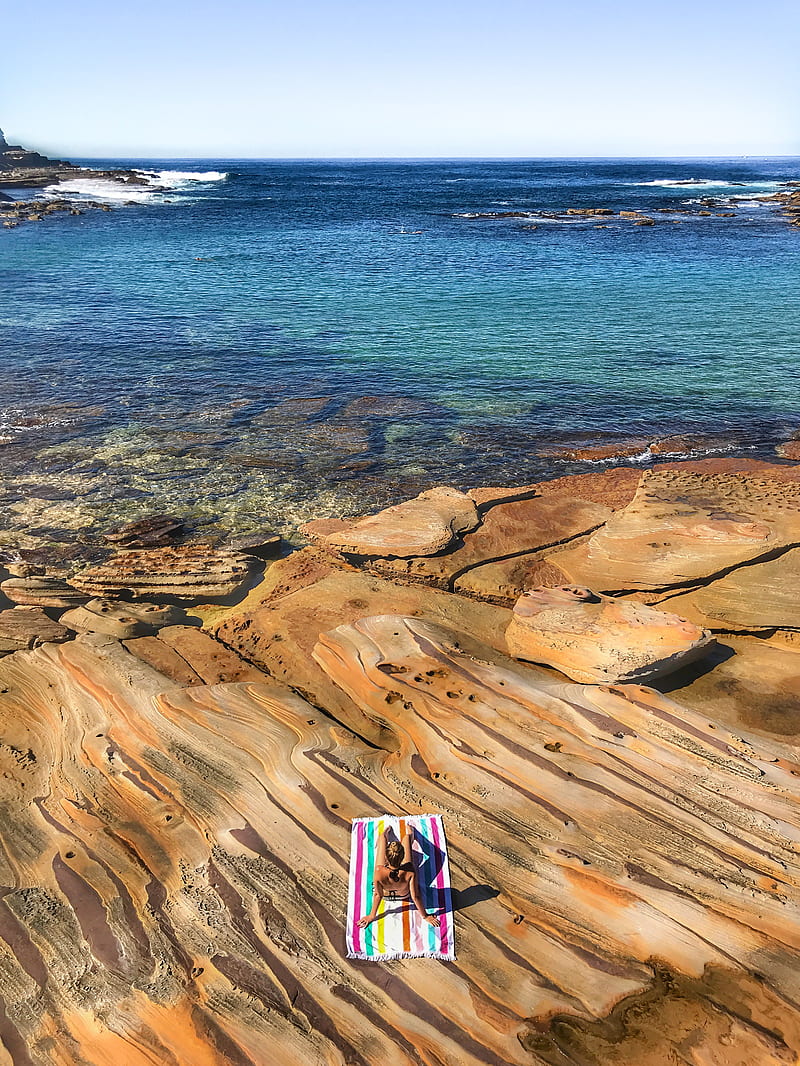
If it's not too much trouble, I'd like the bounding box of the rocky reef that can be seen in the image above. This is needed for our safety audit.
[0,457,798,1065]
[0,126,148,228]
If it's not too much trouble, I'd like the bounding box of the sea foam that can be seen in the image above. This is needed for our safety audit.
[630,178,780,190]
[43,169,227,204]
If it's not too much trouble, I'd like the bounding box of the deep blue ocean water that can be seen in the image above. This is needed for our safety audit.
[1,157,799,545]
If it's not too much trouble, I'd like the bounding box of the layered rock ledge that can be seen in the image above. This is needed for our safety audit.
[0,457,798,1066]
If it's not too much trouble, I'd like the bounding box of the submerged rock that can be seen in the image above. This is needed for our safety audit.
[102,513,185,548]
[505,585,714,683]
[227,530,282,557]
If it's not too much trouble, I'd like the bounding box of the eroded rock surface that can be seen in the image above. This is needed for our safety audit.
[317,486,479,557]
[506,586,713,683]
[0,605,71,653]
[0,457,799,1066]
[550,468,800,592]
[1,575,89,608]
[60,598,181,639]
[73,544,255,600]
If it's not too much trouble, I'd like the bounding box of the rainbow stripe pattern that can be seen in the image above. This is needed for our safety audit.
[346,814,456,961]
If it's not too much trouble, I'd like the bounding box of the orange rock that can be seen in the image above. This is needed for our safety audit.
[550,467,800,591]
[777,439,800,460]
[505,586,713,683]
[322,486,479,557]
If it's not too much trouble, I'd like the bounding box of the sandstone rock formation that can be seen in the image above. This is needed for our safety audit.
[60,598,181,639]
[317,486,479,558]
[103,514,185,548]
[72,544,255,600]
[0,457,798,1066]
[1,575,89,608]
[505,585,713,683]
[549,467,800,592]
[0,605,71,653]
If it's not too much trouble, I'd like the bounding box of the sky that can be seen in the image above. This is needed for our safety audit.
[2,0,799,159]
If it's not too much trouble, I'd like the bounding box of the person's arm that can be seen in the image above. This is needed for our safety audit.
[401,830,413,866]
[357,882,383,929]
[409,872,439,927]
[376,828,388,869]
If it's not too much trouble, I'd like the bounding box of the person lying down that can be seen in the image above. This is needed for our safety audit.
[357,827,440,929]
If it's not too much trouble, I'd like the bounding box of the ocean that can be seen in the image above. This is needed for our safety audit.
[1,157,799,549]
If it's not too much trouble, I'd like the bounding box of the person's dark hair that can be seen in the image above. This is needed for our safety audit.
[386,840,404,881]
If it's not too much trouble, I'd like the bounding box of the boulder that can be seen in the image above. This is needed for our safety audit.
[0,606,71,654]
[72,544,254,600]
[60,598,181,639]
[505,585,713,684]
[321,486,479,558]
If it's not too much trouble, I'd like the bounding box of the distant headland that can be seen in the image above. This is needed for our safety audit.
[0,127,146,189]
[0,126,151,227]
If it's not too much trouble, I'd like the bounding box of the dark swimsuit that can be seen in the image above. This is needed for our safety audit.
[379,862,412,901]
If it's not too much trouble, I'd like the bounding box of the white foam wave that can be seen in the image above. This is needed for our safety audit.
[147,169,227,184]
[628,178,780,190]
[42,168,227,205]
[43,177,158,202]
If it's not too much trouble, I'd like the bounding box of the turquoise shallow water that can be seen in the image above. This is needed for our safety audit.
[1,157,799,548]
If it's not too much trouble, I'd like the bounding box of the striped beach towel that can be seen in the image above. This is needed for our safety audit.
[347,813,456,961]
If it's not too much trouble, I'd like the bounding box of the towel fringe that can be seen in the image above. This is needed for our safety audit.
[347,949,456,961]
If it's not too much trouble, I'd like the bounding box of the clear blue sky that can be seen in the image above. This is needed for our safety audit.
[3,0,799,158]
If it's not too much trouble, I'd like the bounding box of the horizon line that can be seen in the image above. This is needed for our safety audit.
[69,153,800,162]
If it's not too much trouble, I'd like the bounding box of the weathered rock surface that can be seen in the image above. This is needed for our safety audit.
[0,605,71,653]
[550,468,800,592]
[1,574,89,608]
[664,636,800,739]
[0,614,797,1066]
[663,545,800,631]
[318,486,479,558]
[72,544,255,600]
[215,547,513,747]
[60,598,181,638]
[1,457,799,1065]
[361,493,610,590]
[506,585,714,683]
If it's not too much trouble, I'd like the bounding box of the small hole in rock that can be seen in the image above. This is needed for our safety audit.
[65,851,75,859]
[331,803,339,810]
